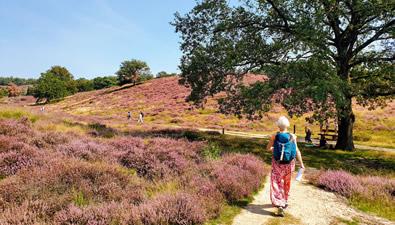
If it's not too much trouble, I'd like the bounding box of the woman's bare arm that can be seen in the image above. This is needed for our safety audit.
[296,148,305,168]
[292,134,305,168]
[292,134,304,169]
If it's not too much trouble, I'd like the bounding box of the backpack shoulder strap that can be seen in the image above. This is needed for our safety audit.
[287,132,294,143]
[274,132,280,141]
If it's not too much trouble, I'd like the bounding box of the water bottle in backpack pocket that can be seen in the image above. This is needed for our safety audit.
[273,132,297,164]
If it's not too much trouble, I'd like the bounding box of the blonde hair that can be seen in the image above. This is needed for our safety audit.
[276,116,290,130]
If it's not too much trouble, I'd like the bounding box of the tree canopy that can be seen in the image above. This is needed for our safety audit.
[33,72,70,102]
[116,59,151,85]
[173,0,395,150]
[0,77,36,85]
[46,66,77,95]
[92,76,119,90]
[156,71,178,78]
[75,78,94,92]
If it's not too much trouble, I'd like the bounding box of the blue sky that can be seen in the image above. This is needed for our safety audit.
[0,0,197,79]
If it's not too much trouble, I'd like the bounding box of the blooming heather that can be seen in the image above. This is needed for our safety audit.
[118,137,203,180]
[0,136,42,177]
[0,200,50,225]
[0,118,33,137]
[57,139,114,162]
[0,159,145,207]
[317,170,363,197]
[210,162,255,202]
[313,170,395,203]
[54,202,136,225]
[139,192,207,225]
[183,175,224,218]
[31,131,71,149]
[0,118,268,224]
[206,154,266,202]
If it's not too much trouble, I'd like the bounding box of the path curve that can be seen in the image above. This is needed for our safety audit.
[232,174,393,225]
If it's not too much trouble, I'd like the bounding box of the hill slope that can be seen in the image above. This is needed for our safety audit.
[49,76,395,148]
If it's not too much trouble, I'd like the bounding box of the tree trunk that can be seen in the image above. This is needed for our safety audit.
[335,105,355,151]
[335,51,354,150]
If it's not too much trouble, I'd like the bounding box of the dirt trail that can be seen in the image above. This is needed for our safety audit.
[232,174,392,225]
[195,127,395,152]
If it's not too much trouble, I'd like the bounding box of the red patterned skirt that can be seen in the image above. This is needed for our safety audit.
[270,158,295,207]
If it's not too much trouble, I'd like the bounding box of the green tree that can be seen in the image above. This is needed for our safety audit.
[0,77,36,85]
[116,59,150,85]
[138,73,154,82]
[75,78,94,92]
[26,86,35,96]
[0,88,8,98]
[46,66,77,94]
[156,71,177,78]
[33,72,69,103]
[92,76,118,90]
[173,0,394,150]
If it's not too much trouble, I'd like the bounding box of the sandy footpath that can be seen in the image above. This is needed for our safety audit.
[232,175,393,225]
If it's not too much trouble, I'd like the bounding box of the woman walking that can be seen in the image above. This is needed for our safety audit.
[266,116,305,217]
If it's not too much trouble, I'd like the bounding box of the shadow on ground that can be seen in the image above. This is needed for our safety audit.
[245,204,275,217]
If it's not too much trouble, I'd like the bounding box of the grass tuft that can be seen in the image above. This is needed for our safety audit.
[0,108,40,122]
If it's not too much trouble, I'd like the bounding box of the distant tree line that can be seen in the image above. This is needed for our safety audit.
[1,59,176,103]
[28,66,123,103]
[156,71,178,78]
[0,77,36,85]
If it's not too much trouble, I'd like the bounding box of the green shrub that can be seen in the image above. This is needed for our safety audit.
[72,189,89,207]
[75,78,94,92]
[202,143,222,160]
[0,88,8,98]
[93,76,118,90]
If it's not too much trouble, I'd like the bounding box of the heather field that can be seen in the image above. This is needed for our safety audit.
[307,170,395,221]
[0,105,394,224]
[0,114,268,224]
[1,0,394,224]
[0,76,394,224]
[46,76,395,149]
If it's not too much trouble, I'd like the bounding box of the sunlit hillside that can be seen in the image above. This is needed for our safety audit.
[46,76,395,148]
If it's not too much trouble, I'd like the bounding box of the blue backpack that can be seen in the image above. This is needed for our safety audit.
[273,132,297,164]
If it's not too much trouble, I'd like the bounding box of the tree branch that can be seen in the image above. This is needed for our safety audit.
[266,0,292,32]
[350,55,395,67]
[322,1,342,39]
[353,19,395,55]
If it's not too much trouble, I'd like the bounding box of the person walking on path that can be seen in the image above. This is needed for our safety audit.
[137,111,144,124]
[266,116,305,217]
[127,111,131,120]
[305,126,312,143]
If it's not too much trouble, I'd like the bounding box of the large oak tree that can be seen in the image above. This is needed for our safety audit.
[173,0,394,150]
[116,59,150,85]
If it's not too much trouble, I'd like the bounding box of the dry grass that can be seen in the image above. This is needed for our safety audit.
[38,76,394,148]
[264,214,302,225]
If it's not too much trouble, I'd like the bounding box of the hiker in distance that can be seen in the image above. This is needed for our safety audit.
[137,111,144,124]
[266,116,305,217]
